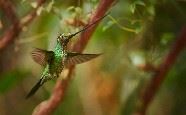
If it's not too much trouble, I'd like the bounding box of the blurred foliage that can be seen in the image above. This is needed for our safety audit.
[0,70,29,94]
[0,0,186,115]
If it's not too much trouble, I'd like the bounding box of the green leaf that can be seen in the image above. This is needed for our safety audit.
[130,4,136,14]
[66,6,75,12]
[30,2,37,8]
[0,70,29,94]
[134,0,146,6]
[75,7,82,14]
[102,21,114,31]
[160,33,174,45]
[36,6,44,16]
[130,0,146,14]
[46,0,55,12]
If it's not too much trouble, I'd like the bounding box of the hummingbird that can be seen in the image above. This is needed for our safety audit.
[26,14,108,99]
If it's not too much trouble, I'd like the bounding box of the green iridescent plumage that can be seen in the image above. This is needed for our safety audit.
[26,14,108,99]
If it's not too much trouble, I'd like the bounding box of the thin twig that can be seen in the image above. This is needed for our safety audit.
[32,0,115,115]
[0,0,18,23]
[0,0,20,50]
[137,27,186,115]
[0,0,46,51]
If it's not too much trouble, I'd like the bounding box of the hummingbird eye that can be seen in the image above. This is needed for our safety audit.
[62,33,71,40]
[57,34,65,41]
[57,33,70,44]
[57,34,61,41]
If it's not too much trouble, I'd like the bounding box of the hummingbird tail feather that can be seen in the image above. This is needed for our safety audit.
[26,79,43,99]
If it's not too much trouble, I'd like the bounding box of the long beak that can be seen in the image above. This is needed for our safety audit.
[66,13,109,40]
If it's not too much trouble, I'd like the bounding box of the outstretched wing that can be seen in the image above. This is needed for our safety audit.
[66,52,101,66]
[31,48,54,66]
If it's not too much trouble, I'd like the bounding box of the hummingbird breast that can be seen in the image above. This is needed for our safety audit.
[51,42,67,76]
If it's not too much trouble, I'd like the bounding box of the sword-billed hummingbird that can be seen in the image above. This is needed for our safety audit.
[26,14,108,99]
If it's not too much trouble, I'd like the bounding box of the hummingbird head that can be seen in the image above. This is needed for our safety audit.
[57,33,72,46]
[57,13,109,47]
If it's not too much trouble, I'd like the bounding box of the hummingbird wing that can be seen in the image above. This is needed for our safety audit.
[66,52,101,66]
[31,48,54,66]
[26,78,43,99]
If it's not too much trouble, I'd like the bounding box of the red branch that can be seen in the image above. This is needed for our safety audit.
[0,0,18,23]
[0,0,46,51]
[32,0,115,115]
[138,27,186,115]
